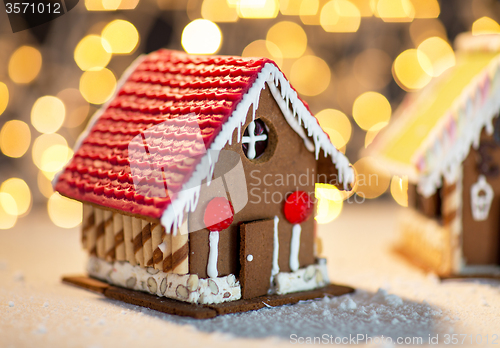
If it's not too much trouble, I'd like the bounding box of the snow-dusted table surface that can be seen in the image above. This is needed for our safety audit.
[2,200,500,347]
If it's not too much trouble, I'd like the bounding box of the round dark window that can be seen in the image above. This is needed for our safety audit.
[242,119,268,160]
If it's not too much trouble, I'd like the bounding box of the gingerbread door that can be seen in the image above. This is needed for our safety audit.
[239,219,274,299]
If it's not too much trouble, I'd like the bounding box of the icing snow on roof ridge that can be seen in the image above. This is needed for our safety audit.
[161,63,354,234]
[414,53,500,196]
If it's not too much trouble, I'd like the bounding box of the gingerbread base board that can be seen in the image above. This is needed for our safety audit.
[62,275,354,319]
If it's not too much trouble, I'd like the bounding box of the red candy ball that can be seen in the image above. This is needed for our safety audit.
[284,191,314,224]
[204,197,234,232]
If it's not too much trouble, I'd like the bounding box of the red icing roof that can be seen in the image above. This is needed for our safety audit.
[55,49,316,219]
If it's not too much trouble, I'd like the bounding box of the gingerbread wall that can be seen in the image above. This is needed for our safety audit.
[462,128,500,265]
[188,86,323,278]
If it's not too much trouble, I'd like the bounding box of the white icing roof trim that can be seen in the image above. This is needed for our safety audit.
[415,54,500,197]
[161,63,354,234]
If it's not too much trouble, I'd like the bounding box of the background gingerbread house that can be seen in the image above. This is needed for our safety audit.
[54,49,354,304]
[369,34,500,277]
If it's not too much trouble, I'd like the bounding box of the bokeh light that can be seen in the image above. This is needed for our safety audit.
[351,0,373,16]
[74,35,112,71]
[0,82,8,116]
[242,40,283,67]
[79,68,117,104]
[31,96,66,134]
[472,16,500,36]
[320,0,361,33]
[8,46,42,84]
[32,133,68,172]
[315,183,343,224]
[0,178,31,216]
[237,0,279,18]
[417,37,455,77]
[316,109,352,149]
[280,0,302,15]
[390,175,408,207]
[101,20,139,54]
[56,88,90,128]
[48,192,82,229]
[376,0,414,22]
[352,92,391,131]
[290,55,331,96]
[202,0,238,22]
[181,19,222,54]
[300,0,321,25]
[38,170,54,199]
[0,193,17,229]
[40,144,74,178]
[364,122,388,148]
[412,0,439,18]
[0,120,31,158]
[409,18,447,46]
[266,21,307,59]
[393,49,432,90]
[353,156,390,199]
[85,0,139,11]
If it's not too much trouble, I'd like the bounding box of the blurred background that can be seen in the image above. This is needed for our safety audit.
[0,0,499,231]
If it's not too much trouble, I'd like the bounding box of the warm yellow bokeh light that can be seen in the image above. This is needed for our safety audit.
[393,49,432,91]
[40,144,74,177]
[80,68,117,105]
[364,122,388,147]
[0,193,17,229]
[101,20,139,54]
[0,120,31,158]
[320,0,361,33]
[409,18,447,46]
[32,133,68,170]
[472,16,500,36]
[85,0,139,11]
[417,37,455,77]
[38,170,54,199]
[315,183,343,224]
[316,109,352,149]
[352,92,391,131]
[48,192,83,229]
[0,178,31,216]
[202,0,238,22]
[57,88,90,128]
[242,40,283,67]
[0,82,8,116]
[8,46,42,84]
[353,156,390,199]
[411,0,439,18]
[237,0,279,18]
[280,0,302,15]
[300,0,321,25]
[390,175,408,207]
[31,96,66,134]
[351,0,373,16]
[74,35,112,71]
[266,21,307,59]
[181,19,222,54]
[290,55,331,96]
[376,0,414,22]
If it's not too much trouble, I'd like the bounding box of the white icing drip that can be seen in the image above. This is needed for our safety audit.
[289,223,301,272]
[52,55,147,188]
[207,231,219,278]
[156,63,352,233]
[272,215,280,277]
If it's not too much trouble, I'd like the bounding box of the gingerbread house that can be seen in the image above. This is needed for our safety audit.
[54,49,355,305]
[369,34,500,277]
